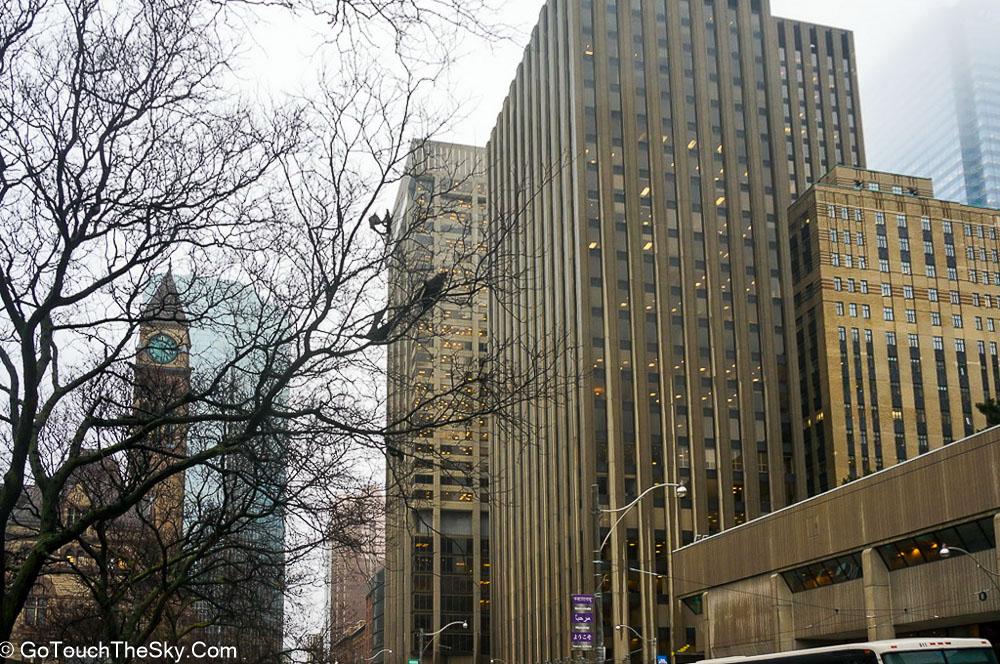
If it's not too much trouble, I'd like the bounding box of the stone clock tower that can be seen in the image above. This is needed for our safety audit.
[134,269,191,539]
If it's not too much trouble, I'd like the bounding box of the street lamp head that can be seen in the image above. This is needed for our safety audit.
[462,621,468,629]
[674,483,688,499]
[940,544,951,558]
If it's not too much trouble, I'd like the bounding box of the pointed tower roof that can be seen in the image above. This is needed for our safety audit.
[142,269,187,324]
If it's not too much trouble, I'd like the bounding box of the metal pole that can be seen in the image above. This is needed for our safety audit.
[592,482,604,664]
[419,628,425,664]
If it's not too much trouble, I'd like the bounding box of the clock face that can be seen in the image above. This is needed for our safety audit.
[146,333,180,364]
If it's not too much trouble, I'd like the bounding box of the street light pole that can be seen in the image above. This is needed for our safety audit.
[592,482,687,664]
[615,624,657,664]
[417,620,468,664]
[593,483,605,664]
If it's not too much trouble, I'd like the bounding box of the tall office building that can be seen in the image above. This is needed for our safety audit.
[790,166,1000,494]
[487,1,863,662]
[866,0,1000,209]
[384,141,491,664]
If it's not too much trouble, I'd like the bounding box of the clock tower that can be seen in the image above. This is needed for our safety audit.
[134,269,191,539]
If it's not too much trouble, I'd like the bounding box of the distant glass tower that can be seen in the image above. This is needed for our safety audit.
[866,0,1000,209]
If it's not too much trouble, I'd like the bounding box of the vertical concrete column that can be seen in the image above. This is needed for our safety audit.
[862,547,895,640]
[703,591,715,658]
[771,573,796,652]
[994,513,1000,581]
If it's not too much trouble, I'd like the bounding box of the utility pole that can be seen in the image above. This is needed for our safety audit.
[592,482,604,664]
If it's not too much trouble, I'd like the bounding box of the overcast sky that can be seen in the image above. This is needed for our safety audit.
[247,0,949,152]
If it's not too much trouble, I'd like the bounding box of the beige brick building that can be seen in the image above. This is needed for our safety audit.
[790,166,1000,494]
[384,141,491,664]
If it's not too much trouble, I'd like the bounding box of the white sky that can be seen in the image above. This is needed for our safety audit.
[243,0,949,640]
[245,0,948,149]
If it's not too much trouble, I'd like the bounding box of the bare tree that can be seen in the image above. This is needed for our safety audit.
[0,0,551,658]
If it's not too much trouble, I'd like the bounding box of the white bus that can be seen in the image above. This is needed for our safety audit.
[697,639,997,664]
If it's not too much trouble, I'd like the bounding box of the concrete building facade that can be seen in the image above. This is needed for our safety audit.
[672,425,1000,659]
[384,141,491,664]
[486,1,863,663]
[789,167,1000,494]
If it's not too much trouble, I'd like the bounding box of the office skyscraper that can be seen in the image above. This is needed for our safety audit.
[790,166,1000,494]
[487,1,863,662]
[866,0,1000,209]
[384,141,491,664]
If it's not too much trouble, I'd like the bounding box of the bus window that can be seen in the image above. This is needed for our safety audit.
[883,650,999,664]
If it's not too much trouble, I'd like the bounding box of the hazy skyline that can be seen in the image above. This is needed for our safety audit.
[247,1,953,150]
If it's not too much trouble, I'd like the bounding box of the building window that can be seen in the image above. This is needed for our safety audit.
[950,291,961,305]
[831,253,840,266]
[896,214,907,228]
[901,262,911,275]
[926,265,937,278]
[906,309,916,324]
[903,286,913,299]
[862,305,871,319]
[948,267,958,281]
[835,302,845,316]
[834,277,842,291]
[830,229,838,243]
[931,312,941,326]
[921,216,931,231]
[953,314,963,328]
[933,336,944,350]
[849,303,858,317]
[24,595,47,627]
[908,333,919,348]
[860,280,869,294]
[879,259,889,273]
[781,553,864,593]
[875,211,885,225]
[881,283,892,297]
[928,288,939,302]
[883,307,894,321]
[876,516,995,571]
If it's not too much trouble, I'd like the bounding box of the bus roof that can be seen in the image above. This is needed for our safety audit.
[697,639,993,664]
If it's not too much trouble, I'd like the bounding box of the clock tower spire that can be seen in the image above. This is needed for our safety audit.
[135,270,192,537]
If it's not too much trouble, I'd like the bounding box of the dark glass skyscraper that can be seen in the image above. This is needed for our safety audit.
[866,0,1000,209]
[487,1,863,662]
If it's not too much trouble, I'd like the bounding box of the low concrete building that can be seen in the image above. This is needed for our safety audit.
[672,426,1000,659]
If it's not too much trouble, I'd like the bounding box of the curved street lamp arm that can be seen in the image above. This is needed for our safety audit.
[365,650,393,662]
[941,544,1000,594]
[602,483,683,513]
[614,624,643,640]
[426,620,468,638]
[600,483,685,552]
